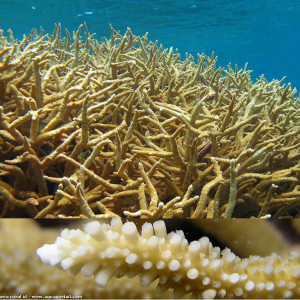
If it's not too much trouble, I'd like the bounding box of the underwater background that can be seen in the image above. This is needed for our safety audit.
[0,0,299,91]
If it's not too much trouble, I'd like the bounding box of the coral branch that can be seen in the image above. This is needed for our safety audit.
[37,219,300,299]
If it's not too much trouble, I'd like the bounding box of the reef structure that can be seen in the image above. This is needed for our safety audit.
[0,24,300,218]
[37,219,300,299]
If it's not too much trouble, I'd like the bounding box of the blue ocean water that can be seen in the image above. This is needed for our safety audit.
[0,0,299,91]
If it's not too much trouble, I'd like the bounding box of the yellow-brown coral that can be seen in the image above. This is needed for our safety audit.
[1,24,300,218]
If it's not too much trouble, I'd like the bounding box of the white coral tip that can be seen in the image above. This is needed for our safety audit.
[202,289,217,299]
[36,244,61,265]
[95,268,115,287]
[122,222,138,241]
[153,220,167,238]
[84,221,101,235]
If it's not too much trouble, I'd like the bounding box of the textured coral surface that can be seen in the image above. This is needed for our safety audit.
[1,24,300,218]
[0,219,169,298]
[37,219,300,299]
[1,219,300,299]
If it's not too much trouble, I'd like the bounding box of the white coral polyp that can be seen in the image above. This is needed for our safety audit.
[37,220,300,299]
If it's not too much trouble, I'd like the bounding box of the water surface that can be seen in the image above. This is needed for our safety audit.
[0,0,299,90]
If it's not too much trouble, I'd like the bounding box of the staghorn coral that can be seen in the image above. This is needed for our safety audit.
[0,24,300,218]
[37,219,300,299]
[0,219,170,298]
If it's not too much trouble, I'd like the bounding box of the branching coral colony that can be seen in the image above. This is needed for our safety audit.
[37,219,300,299]
[0,23,300,218]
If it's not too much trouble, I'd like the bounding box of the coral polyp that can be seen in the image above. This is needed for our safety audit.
[0,24,300,218]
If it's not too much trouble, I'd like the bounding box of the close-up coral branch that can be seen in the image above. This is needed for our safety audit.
[36,219,300,299]
[0,219,171,298]
[1,24,300,218]
[1,219,300,299]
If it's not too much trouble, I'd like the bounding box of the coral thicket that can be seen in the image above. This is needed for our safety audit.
[1,24,300,218]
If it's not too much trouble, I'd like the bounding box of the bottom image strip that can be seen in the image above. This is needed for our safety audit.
[1,219,300,299]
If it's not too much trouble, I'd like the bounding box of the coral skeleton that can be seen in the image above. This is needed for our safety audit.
[1,24,300,217]
[37,219,300,299]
